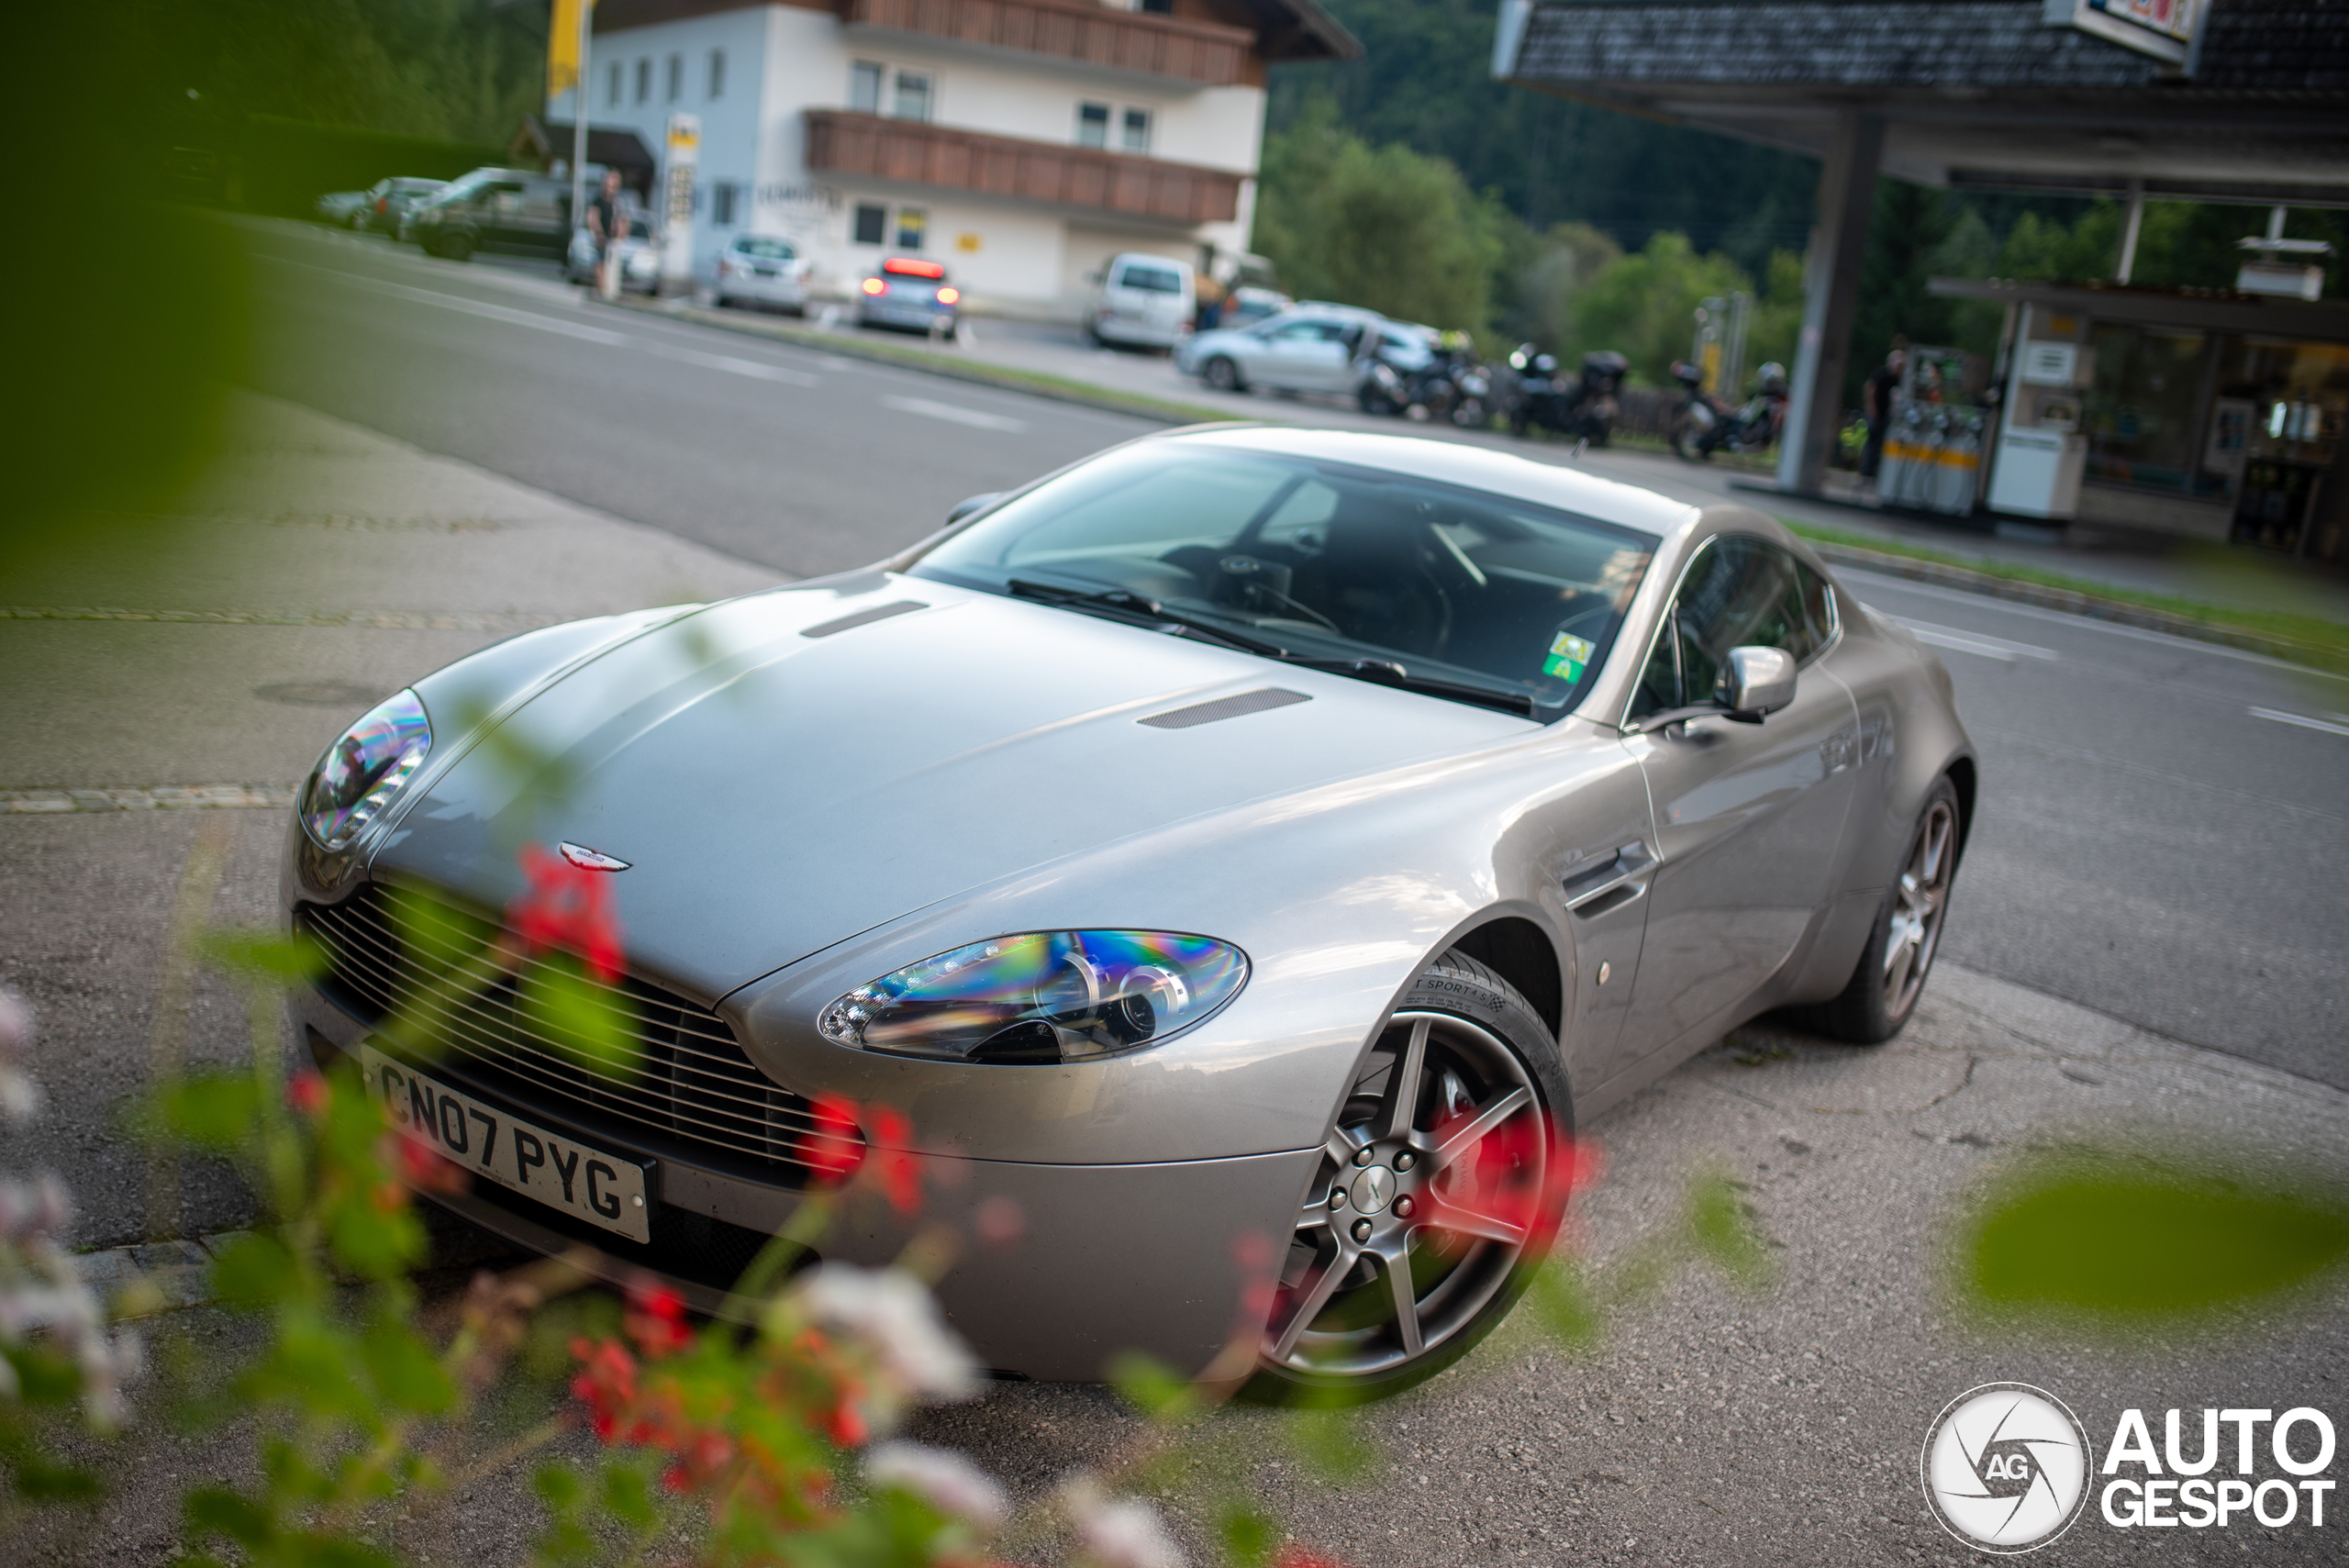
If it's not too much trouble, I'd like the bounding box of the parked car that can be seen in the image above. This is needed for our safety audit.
[404,167,570,261]
[355,177,448,235]
[314,187,372,227]
[858,257,960,334]
[1176,305,1391,395]
[1085,252,1195,350]
[564,222,662,295]
[1220,286,1293,329]
[715,235,813,315]
[284,425,1975,1401]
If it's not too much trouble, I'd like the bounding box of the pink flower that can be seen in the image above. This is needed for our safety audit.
[865,1440,1008,1529]
[285,1070,329,1119]
[1063,1479,1185,1568]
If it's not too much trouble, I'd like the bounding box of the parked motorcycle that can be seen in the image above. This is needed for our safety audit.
[1669,360,1789,460]
[1506,349,1626,444]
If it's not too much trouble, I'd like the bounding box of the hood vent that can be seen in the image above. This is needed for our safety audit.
[801,600,927,639]
[1139,687,1311,730]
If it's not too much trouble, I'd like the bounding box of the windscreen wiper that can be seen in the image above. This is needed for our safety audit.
[1004,580,1289,656]
[1277,656,1539,719]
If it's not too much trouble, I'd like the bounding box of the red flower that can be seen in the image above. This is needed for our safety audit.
[1417,1116,1598,1266]
[796,1094,864,1186]
[569,1337,641,1444]
[285,1071,330,1119]
[865,1104,920,1217]
[624,1275,693,1359]
[1273,1549,1357,1568]
[507,842,626,984]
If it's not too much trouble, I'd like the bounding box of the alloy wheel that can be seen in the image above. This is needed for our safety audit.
[1883,796,1956,1019]
[1264,1011,1549,1378]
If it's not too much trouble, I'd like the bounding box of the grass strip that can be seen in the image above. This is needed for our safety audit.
[1785,518,2349,672]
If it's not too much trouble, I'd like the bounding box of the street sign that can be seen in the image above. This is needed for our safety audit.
[661,112,700,294]
[2065,0,2202,67]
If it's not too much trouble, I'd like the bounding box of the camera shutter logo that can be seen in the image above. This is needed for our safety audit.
[1920,1383,2091,1552]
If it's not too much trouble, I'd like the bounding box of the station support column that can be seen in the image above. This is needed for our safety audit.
[1776,112,1884,495]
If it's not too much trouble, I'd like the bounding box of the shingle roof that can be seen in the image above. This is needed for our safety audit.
[1512,0,2347,95]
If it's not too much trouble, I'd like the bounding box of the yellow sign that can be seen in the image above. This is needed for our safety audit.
[956,232,984,253]
[548,0,594,102]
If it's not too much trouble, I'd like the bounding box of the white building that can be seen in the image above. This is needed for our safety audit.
[545,0,1357,317]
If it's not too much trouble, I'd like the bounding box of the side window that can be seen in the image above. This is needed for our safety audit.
[1795,559,1838,652]
[1627,538,1815,718]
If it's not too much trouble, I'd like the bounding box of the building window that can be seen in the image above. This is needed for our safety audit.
[606,61,621,107]
[634,58,651,105]
[1121,107,1152,153]
[853,203,887,246]
[896,206,928,250]
[1139,0,1173,10]
[711,182,739,227]
[849,61,883,114]
[1076,102,1109,150]
[666,53,684,104]
[893,71,932,122]
[707,49,726,99]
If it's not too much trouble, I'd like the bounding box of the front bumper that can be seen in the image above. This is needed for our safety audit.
[294,979,1310,1382]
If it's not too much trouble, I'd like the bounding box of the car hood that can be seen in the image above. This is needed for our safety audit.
[373,577,1531,1001]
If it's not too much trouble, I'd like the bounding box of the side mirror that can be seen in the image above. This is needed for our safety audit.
[1717,646,1797,720]
[946,493,1001,525]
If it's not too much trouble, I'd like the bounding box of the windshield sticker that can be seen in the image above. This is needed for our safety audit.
[1543,630,1595,683]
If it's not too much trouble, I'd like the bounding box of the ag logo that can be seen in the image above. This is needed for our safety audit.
[1920,1383,2090,1552]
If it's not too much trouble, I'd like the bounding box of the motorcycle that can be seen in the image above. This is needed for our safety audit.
[1506,349,1626,445]
[1669,360,1789,460]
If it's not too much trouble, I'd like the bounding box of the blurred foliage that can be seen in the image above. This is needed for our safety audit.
[1961,1146,2349,1323]
[1254,97,1512,338]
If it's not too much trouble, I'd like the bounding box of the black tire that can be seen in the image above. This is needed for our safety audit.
[1788,776,1963,1045]
[1244,951,1573,1406]
[1203,355,1242,393]
[441,231,475,263]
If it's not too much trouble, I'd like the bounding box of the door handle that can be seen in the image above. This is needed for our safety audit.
[1561,841,1655,915]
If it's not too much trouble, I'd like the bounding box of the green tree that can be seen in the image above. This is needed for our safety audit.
[1499,222,1623,353]
[1254,97,1512,335]
[1567,231,1754,385]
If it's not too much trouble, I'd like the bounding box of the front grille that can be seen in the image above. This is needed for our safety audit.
[301,882,829,1182]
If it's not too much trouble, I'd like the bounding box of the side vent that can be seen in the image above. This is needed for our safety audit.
[801,600,927,639]
[1139,688,1312,730]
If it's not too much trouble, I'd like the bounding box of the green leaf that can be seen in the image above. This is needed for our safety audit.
[1107,1351,1200,1425]
[518,958,639,1083]
[1966,1158,2349,1318]
[7,1450,104,1502]
[185,1486,273,1548]
[159,1073,263,1150]
[361,1322,454,1415]
[5,1342,84,1407]
[1526,1260,1602,1351]
[600,1457,657,1529]
[203,929,328,985]
[210,1232,300,1308]
[1286,1407,1376,1484]
[1686,1171,1769,1283]
[1217,1502,1280,1567]
[532,1462,583,1509]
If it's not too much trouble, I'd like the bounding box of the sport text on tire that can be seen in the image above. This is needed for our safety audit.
[1204,356,1242,393]
[1792,776,1962,1045]
[1251,951,1570,1402]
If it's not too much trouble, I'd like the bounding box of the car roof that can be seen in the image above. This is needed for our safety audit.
[1149,426,1698,540]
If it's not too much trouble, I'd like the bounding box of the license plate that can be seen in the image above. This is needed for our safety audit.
[360,1046,652,1243]
[752,265,777,277]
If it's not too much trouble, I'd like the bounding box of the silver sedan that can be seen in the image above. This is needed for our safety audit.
[284,427,1974,1400]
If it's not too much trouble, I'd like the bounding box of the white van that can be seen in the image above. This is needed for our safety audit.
[1085,253,1196,350]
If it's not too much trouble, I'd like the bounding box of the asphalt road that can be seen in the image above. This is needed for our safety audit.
[235,221,1155,578]
[232,221,2349,1090]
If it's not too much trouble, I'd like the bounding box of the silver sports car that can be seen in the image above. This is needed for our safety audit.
[284,427,1974,1399]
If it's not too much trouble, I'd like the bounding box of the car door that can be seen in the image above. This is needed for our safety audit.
[478,179,526,244]
[1605,535,1861,1075]
[1254,320,1349,392]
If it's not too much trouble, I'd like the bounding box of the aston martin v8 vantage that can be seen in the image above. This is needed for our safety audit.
[284,427,1975,1399]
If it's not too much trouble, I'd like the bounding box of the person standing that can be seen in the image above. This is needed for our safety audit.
[1861,343,1908,482]
[585,168,630,298]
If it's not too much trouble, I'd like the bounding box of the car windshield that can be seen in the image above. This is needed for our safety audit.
[735,238,796,261]
[909,441,1655,717]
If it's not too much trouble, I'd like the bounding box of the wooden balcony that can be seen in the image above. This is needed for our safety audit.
[806,111,1243,224]
[841,0,1254,88]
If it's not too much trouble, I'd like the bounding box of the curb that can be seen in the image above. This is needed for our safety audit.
[596,293,1243,428]
[76,1211,518,1318]
[1800,539,2346,673]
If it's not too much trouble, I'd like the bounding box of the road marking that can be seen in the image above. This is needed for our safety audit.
[2249,706,2349,738]
[648,343,820,385]
[2,784,295,815]
[262,253,632,345]
[1892,617,2056,662]
[881,395,1027,432]
[1845,568,2349,684]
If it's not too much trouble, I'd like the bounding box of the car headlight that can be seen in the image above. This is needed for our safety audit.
[819,931,1248,1064]
[300,689,431,851]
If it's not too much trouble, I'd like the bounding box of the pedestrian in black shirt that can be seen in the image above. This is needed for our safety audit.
[1861,345,1907,482]
[585,169,630,296]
